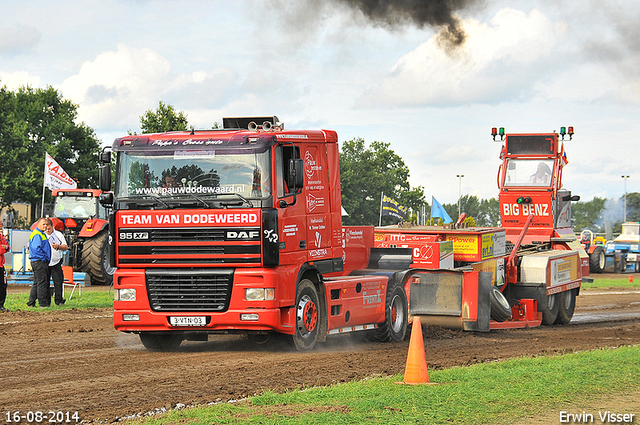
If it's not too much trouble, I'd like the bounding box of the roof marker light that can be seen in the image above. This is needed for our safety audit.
[491,127,498,141]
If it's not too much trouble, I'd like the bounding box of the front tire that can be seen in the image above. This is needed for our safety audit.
[372,281,408,342]
[589,246,605,273]
[292,279,324,351]
[139,332,184,351]
[555,289,577,325]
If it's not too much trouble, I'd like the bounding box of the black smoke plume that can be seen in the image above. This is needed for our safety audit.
[333,0,479,47]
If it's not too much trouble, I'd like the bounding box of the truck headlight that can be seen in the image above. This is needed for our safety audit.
[116,288,136,301]
[245,288,275,301]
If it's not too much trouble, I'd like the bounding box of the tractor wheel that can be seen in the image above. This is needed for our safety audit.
[541,293,560,325]
[139,332,184,351]
[490,286,512,322]
[588,246,605,273]
[80,230,115,285]
[372,281,408,342]
[555,289,577,325]
[292,279,324,351]
[619,255,627,273]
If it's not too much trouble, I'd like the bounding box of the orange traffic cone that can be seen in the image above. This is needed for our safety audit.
[400,316,436,385]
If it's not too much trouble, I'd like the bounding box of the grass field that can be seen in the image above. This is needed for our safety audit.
[581,277,640,289]
[125,346,640,425]
[3,285,114,311]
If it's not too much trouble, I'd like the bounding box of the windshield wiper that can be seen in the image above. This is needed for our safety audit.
[219,193,253,207]
[173,194,214,208]
[115,195,171,208]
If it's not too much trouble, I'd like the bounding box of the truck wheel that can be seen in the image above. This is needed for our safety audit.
[541,293,560,325]
[139,332,184,350]
[80,230,115,285]
[293,279,323,351]
[372,281,408,342]
[490,286,512,322]
[554,289,576,325]
[589,246,605,273]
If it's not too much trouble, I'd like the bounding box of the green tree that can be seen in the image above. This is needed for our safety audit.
[572,196,606,233]
[441,196,499,227]
[624,192,640,222]
[0,84,100,221]
[340,138,424,226]
[138,101,189,134]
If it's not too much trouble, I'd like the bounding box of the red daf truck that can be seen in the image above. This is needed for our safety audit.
[99,117,409,350]
[99,119,587,350]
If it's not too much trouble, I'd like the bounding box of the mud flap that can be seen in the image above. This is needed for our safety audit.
[408,270,492,332]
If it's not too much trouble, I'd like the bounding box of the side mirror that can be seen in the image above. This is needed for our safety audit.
[100,151,111,164]
[99,164,111,192]
[562,195,580,202]
[288,158,305,190]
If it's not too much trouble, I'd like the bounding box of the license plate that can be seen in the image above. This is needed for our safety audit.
[169,316,207,327]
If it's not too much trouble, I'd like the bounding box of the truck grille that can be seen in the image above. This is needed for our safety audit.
[146,269,233,312]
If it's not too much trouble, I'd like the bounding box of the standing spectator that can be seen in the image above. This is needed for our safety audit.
[27,218,51,308]
[0,221,10,312]
[45,219,68,306]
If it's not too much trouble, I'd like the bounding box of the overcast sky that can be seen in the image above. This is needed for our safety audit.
[1,0,639,205]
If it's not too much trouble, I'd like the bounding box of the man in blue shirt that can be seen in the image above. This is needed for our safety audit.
[27,218,52,308]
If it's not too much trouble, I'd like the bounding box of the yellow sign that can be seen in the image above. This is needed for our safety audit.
[481,234,495,260]
[551,256,578,286]
[446,234,478,255]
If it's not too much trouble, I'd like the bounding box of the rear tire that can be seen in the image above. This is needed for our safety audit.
[372,281,408,342]
[490,286,512,322]
[554,289,576,325]
[541,293,560,325]
[139,332,184,350]
[80,230,115,285]
[588,246,605,273]
[619,255,627,273]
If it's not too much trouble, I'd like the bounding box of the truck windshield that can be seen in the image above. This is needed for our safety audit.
[504,159,554,187]
[115,149,272,200]
[54,196,97,218]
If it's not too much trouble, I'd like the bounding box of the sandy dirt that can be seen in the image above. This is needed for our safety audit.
[1,282,639,423]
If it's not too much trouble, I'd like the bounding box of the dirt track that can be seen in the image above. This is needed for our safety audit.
[1,284,640,423]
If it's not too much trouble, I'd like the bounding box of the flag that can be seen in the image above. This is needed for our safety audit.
[431,196,453,224]
[560,143,569,166]
[381,194,408,220]
[44,153,77,190]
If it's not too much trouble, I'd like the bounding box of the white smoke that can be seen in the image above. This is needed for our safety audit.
[597,197,624,239]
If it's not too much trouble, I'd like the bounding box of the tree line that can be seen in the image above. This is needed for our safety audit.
[0,85,631,233]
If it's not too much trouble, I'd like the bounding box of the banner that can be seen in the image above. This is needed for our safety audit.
[381,194,408,220]
[431,196,453,224]
[44,153,77,190]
